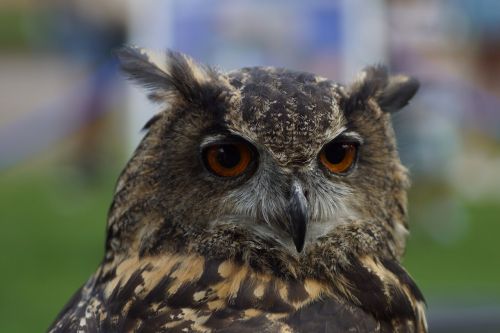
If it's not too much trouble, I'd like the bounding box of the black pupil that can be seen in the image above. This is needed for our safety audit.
[324,143,348,164]
[216,145,241,168]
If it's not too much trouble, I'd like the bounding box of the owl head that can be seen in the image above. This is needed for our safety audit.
[107,47,419,275]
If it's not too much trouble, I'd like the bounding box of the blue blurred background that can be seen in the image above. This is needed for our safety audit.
[0,0,499,332]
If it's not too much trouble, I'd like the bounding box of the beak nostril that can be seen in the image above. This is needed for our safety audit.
[303,190,309,199]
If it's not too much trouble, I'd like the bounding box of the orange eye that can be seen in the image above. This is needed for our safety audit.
[319,142,358,174]
[203,143,253,177]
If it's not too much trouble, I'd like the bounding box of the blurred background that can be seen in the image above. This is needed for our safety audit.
[1,0,499,331]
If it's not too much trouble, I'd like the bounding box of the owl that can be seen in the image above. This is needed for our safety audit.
[49,46,426,333]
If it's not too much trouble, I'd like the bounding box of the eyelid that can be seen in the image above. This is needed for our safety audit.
[200,135,232,147]
[320,130,363,150]
[335,131,363,144]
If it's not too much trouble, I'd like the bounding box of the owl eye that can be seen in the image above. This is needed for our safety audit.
[319,142,358,174]
[202,142,253,177]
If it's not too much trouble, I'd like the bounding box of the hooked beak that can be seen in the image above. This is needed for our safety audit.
[288,181,308,253]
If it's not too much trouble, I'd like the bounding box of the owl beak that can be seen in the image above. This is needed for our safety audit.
[288,181,308,253]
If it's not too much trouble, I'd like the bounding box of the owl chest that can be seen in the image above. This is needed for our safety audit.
[91,256,331,332]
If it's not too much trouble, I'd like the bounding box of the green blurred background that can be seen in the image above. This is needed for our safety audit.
[1,0,499,332]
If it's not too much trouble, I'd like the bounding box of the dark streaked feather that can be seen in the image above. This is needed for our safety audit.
[377,76,419,113]
[49,254,425,332]
[345,65,419,114]
[116,46,225,108]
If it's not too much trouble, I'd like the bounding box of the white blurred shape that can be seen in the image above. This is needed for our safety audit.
[340,0,387,81]
[125,0,174,152]
[449,144,500,201]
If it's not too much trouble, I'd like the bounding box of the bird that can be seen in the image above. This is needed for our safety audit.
[49,46,426,333]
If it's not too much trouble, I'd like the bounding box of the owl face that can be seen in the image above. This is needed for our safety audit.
[110,47,419,264]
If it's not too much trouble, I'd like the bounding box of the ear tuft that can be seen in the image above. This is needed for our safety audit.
[346,65,419,113]
[116,46,223,106]
[116,46,172,92]
[377,75,419,113]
